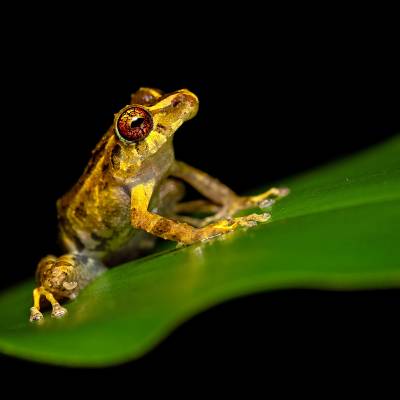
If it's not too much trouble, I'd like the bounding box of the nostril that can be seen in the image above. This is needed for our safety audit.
[172,99,181,107]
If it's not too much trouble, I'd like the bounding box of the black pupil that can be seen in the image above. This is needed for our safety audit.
[131,117,144,129]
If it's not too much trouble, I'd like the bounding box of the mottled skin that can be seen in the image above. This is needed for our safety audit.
[30,88,289,322]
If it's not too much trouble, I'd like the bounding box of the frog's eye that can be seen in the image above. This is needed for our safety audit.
[115,106,153,143]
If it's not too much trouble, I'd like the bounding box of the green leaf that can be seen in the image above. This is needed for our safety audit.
[0,137,399,366]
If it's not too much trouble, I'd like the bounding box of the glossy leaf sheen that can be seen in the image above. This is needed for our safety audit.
[0,137,399,366]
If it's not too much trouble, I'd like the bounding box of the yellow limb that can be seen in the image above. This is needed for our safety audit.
[30,287,67,322]
[131,181,270,245]
[32,288,41,309]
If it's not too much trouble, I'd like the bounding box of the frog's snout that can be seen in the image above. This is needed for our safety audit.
[170,89,199,121]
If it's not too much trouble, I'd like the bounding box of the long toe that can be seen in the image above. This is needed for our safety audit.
[278,187,290,197]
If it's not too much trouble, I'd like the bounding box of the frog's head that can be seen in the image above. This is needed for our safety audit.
[113,88,198,158]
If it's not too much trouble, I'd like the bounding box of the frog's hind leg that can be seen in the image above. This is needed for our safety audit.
[200,187,290,225]
[30,285,67,321]
[174,200,220,215]
[30,254,106,322]
[171,161,289,226]
[172,200,221,227]
[157,179,222,228]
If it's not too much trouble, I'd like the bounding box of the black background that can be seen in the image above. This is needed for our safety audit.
[1,9,399,382]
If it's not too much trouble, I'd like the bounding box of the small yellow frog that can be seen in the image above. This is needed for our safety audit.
[30,88,288,321]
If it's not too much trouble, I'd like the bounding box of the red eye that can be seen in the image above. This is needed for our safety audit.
[115,106,153,142]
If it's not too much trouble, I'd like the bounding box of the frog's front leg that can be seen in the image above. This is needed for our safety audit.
[171,161,289,225]
[131,181,270,245]
[30,254,106,322]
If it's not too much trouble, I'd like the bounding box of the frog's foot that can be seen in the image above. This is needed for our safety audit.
[215,212,270,228]
[199,187,289,226]
[246,187,290,209]
[195,212,271,242]
[29,287,68,322]
[51,303,68,318]
[231,212,271,227]
[29,307,43,322]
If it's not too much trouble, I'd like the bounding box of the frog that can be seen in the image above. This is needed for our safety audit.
[30,88,289,322]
